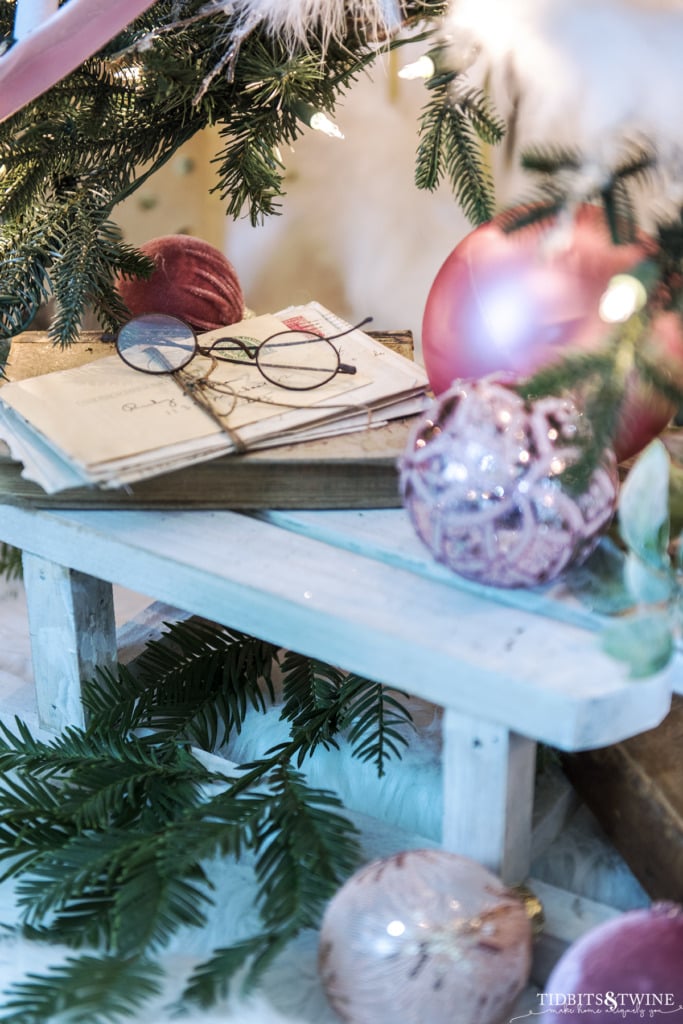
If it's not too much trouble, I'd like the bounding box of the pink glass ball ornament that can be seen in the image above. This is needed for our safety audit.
[318,849,532,1024]
[421,205,683,461]
[400,377,619,588]
[542,902,683,1021]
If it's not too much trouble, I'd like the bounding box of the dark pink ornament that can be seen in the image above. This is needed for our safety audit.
[118,235,244,332]
[421,205,683,461]
[400,377,618,588]
[318,849,532,1024]
[543,902,683,1021]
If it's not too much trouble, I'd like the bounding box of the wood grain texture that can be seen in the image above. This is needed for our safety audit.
[0,504,673,751]
[22,552,116,730]
[561,694,683,902]
[442,710,536,883]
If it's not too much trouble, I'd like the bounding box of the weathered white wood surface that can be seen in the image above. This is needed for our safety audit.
[442,710,536,884]
[0,504,674,751]
[22,552,117,731]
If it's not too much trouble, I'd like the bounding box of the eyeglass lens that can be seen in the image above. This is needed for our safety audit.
[116,314,352,390]
[116,313,197,373]
[256,330,341,390]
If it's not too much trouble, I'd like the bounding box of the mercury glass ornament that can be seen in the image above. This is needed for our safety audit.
[318,849,532,1024]
[400,377,618,588]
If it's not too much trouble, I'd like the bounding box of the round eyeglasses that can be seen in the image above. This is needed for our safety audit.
[115,312,367,391]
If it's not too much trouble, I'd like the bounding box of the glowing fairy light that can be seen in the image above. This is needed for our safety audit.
[309,111,344,139]
[398,55,436,80]
[599,273,648,323]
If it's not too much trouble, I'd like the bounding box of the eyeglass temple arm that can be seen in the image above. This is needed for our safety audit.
[327,315,372,376]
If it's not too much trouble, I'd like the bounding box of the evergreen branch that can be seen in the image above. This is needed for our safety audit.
[633,350,683,408]
[415,81,499,222]
[520,144,583,176]
[180,929,296,1008]
[338,678,414,777]
[0,613,409,1017]
[515,350,618,401]
[89,619,279,749]
[0,543,22,580]
[0,954,164,1024]
[496,196,567,233]
[253,764,360,932]
[601,178,638,244]
[454,85,506,146]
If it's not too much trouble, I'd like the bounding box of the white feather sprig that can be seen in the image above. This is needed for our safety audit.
[445,0,683,179]
[199,0,404,49]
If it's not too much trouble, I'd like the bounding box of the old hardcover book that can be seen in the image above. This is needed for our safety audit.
[0,327,418,510]
[561,694,683,903]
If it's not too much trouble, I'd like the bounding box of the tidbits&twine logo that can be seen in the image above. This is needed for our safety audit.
[525,991,683,1017]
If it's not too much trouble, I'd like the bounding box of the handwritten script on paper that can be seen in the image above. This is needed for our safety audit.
[0,303,430,493]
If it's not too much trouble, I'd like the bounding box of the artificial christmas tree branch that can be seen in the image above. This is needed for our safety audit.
[0,0,455,346]
[0,617,414,1019]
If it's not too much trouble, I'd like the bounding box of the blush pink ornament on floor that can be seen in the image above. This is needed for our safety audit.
[400,377,619,589]
[318,849,532,1024]
[421,204,683,461]
[542,902,683,1022]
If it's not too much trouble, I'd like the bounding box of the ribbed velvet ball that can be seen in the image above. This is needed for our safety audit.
[118,235,244,332]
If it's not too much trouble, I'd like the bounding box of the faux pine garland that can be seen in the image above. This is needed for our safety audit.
[0,618,414,1021]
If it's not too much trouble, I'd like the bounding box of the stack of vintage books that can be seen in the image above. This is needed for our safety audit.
[0,302,429,508]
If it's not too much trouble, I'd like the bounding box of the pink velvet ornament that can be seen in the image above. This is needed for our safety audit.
[422,205,683,461]
[400,377,618,589]
[118,235,245,332]
[543,902,683,1021]
[318,849,532,1024]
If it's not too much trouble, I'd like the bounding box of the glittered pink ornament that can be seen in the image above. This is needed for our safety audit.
[400,377,618,588]
[543,902,683,1022]
[421,205,683,461]
[318,849,532,1024]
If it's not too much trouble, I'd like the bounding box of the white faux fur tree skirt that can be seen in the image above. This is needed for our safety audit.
[0,579,649,1023]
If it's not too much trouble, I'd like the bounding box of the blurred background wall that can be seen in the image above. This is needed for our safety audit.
[113,48,477,354]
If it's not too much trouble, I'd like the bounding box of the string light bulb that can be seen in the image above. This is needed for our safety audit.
[398,54,436,81]
[292,101,344,139]
[396,46,459,87]
[309,111,344,139]
[599,273,648,323]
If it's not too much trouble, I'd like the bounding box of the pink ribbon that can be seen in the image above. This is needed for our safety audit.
[0,0,159,123]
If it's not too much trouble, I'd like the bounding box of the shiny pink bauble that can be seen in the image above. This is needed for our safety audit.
[400,377,619,589]
[318,849,532,1024]
[422,205,683,461]
[543,902,683,1021]
[117,235,244,332]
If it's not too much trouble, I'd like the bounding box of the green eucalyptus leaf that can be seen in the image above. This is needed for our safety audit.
[624,552,674,605]
[563,538,634,615]
[618,440,670,568]
[601,612,674,678]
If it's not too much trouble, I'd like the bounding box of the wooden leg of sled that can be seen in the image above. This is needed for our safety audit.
[22,552,117,731]
[441,708,537,885]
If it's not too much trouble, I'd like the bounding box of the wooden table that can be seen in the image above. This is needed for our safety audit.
[0,500,677,884]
